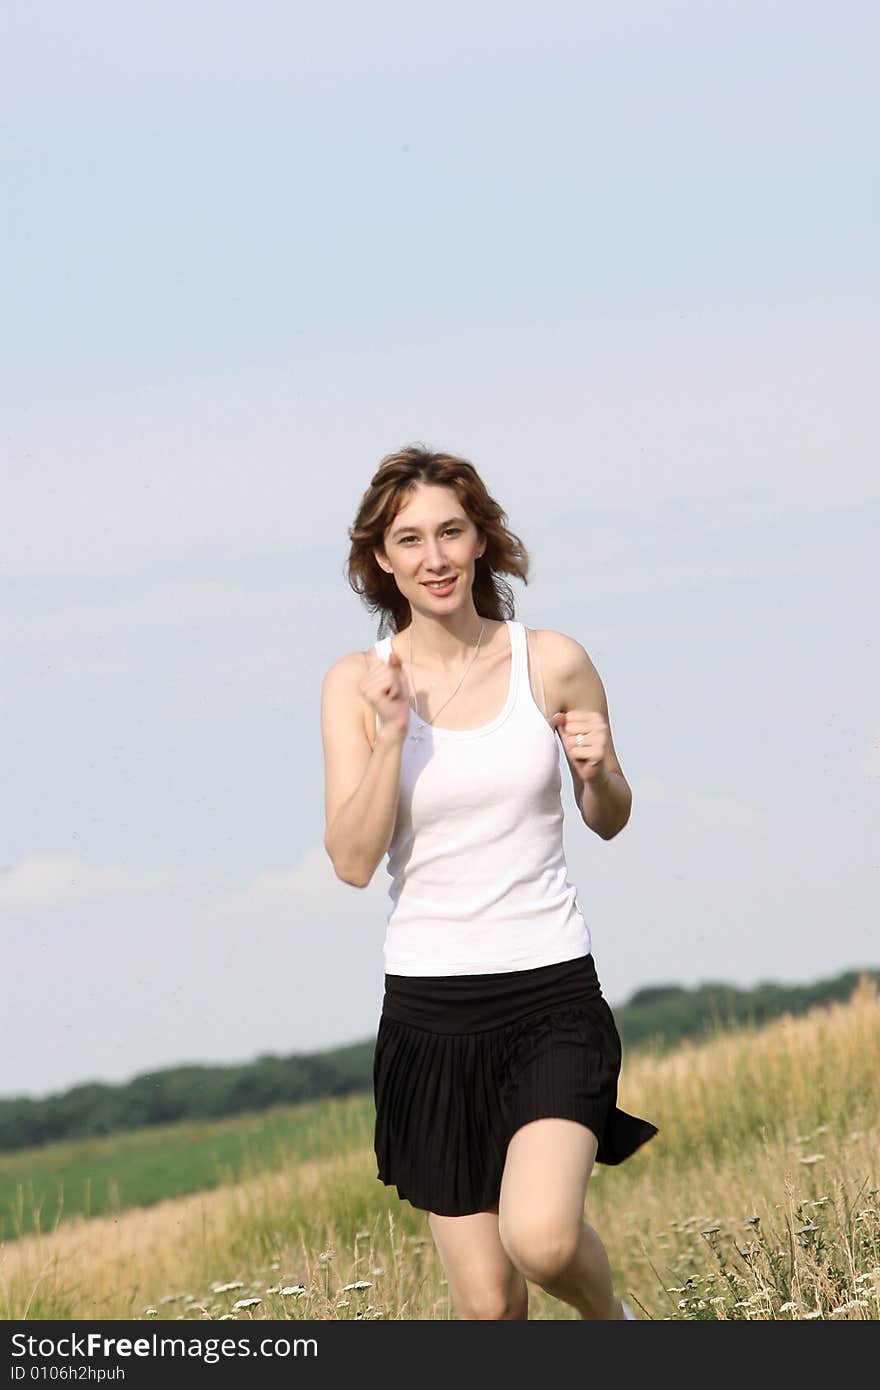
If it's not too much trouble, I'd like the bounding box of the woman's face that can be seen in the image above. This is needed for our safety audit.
[375,483,485,608]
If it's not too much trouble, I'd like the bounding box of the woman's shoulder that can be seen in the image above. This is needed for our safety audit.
[324,643,383,684]
[525,626,589,669]
[322,647,386,746]
[524,627,598,707]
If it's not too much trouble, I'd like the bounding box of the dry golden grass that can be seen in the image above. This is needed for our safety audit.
[2,978,877,1320]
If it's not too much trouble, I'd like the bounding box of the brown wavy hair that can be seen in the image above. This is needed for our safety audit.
[345,443,531,637]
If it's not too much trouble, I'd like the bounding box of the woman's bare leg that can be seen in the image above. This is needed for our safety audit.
[497,1118,627,1319]
[427,1202,529,1320]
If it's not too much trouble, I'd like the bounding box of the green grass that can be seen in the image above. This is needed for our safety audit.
[0,1091,376,1242]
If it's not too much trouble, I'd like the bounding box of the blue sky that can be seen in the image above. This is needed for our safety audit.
[2,1,877,1098]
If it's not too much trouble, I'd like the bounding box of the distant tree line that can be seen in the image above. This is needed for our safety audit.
[617,969,878,1050]
[1,968,875,1154]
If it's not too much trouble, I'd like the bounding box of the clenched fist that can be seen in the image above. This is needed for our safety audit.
[360,649,411,742]
[550,710,611,783]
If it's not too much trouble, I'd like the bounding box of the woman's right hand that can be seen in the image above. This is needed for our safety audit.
[360,649,410,742]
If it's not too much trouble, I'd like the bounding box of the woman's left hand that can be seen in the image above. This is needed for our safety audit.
[550,710,611,783]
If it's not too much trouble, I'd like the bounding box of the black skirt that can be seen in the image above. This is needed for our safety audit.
[372,951,658,1217]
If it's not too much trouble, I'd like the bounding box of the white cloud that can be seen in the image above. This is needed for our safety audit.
[632,778,772,832]
[862,726,880,783]
[0,855,190,910]
[0,580,345,646]
[200,842,388,924]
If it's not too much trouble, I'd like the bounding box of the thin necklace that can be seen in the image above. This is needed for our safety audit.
[406,620,486,742]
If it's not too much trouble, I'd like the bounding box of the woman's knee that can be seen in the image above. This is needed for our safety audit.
[498,1215,581,1285]
[455,1279,528,1320]
[428,1208,528,1319]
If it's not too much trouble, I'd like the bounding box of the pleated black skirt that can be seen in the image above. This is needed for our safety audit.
[372,951,658,1217]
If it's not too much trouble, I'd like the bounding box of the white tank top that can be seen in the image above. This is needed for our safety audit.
[372,618,591,975]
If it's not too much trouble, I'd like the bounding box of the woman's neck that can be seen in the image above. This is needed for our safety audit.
[399,613,500,673]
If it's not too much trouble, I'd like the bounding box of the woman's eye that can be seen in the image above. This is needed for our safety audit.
[401,529,461,544]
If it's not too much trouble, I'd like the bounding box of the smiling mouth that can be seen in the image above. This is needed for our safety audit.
[423,577,456,589]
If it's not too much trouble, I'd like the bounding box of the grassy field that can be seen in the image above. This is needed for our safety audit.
[1,977,877,1320]
[0,1094,375,1242]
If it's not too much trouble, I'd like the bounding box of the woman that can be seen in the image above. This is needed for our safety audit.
[321,444,657,1320]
